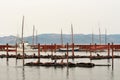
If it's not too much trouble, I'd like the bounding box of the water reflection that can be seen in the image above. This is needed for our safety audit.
[111,70,114,80]
[107,59,110,63]
[37,67,41,80]
[15,66,18,80]
[1,51,120,80]
[106,63,113,80]
[6,64,9,80]
[66,67,69,80]
[6,60,9,66]
[112,59,114,70]
[22,67,25,80]
[16,59,18,66]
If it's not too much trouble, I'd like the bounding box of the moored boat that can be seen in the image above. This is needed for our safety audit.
[76,62,95,68]
[24,61,95,68]
[59,47,79,52]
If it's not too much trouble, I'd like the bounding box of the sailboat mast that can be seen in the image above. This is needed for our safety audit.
[32,25,35,46]
[99,27,101,45]
[105,28,107,45]
[21,16,24,43]
[71,24,74,44]
[71,24,74,57]
[16,30,19,44]
[36,30,38,44]
[61,29,63,46]
[21,16,25,66]
[92,30,94,45]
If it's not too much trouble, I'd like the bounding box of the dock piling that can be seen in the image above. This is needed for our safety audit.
[66,43,69,65]
[112,42,114,70]
[51,43,53,57]
[54,43,57,53]
[23,43,25,66]
[38,43,40,63]
[95,43,96,53]
[108,43,110,57]
[15,43,17,59]
[72,43,74,57]
[90,43,92,58]
[6,43,9,61]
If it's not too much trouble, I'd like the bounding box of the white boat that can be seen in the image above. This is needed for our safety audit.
[59,24,79,52]
[17,42,39,52]
[59,47,79,52]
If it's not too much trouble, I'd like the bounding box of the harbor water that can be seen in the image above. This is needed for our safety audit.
[0,51,120,80]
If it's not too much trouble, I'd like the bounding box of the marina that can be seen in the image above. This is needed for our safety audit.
[0,43,119,67]
[0,41,120,80]
[0,0,120,80]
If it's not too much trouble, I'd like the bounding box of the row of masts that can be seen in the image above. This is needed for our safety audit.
[61,24,74,45]
[92,28,107,45]
[21,16,38,45]
[21,16,107,47]
[61,25,107,46]
[32,25,38,46]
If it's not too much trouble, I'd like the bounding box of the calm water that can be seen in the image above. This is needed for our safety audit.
[0,51,120,80]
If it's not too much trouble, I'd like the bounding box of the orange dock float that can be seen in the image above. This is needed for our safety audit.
[0,43,120,52]
[0,43,120,60]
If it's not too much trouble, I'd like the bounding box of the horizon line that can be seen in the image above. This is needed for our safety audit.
[0,33,120,37]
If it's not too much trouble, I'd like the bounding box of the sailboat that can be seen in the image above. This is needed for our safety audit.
[16,16,27,52]
[90,27,107,52]
[17,17,38,52]
[59,24,79,52]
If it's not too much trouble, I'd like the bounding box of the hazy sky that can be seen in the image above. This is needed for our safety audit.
[0,0,120,37]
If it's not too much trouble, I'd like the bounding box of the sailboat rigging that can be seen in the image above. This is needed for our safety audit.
[59,24,79,52]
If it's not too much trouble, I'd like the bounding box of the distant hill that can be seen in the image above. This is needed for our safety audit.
[0,35,16,45]
[0,34,120,45]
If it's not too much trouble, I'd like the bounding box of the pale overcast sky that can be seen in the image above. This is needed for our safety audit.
[0,0,120,37]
